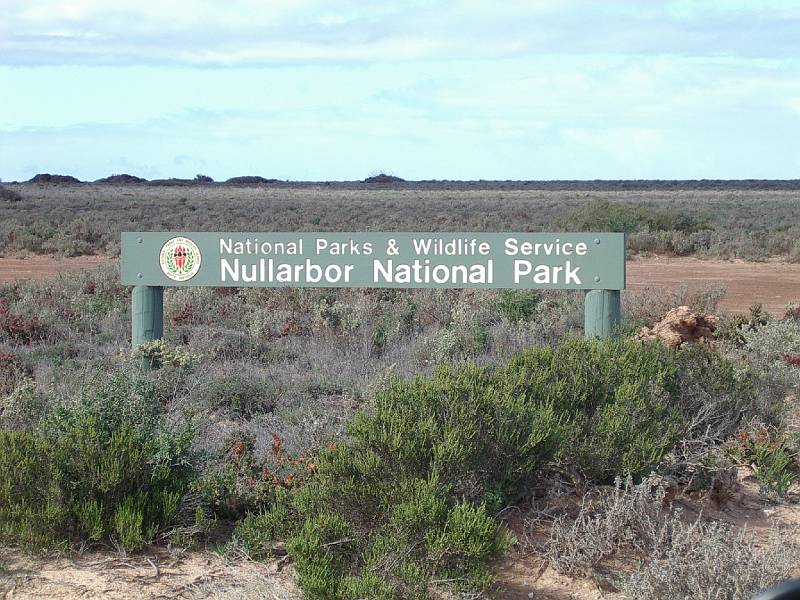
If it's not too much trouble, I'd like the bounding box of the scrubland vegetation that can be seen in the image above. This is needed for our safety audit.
[1,183,800,261]
[1,258,799,598]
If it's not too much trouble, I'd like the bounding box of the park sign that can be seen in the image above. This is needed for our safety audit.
[121,232,625,352]
[121,232,625,290]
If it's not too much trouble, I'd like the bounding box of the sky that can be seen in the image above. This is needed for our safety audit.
[1,0,799,181]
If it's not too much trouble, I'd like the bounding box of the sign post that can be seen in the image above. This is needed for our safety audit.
[131,285,163,348]
[584,289,622,338]
[122,232,625,356]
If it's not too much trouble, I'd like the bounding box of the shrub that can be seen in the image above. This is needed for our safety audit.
[741,318,800,388]
[230,491,296,559]
[559,199,706,235]
[0,352,30,396]
[228,337,768,597]
[0,186,21,202]
[231,361,546,597]
[727,425,797,496]
[347,363,562,503]
[0,299,48,344]
[200,432,313,520]
[430,317,489,363]
[544,474,800,599]
[279,479,509,600]
[0,372,194,551]
[199,372,282,418]
[0,376,43,430]
[493,289,542,322]
[8,222,56,254]
[716,303,772,346]
[131,338,200,370]
[545,475,680,577]
[502,338,685,483]
[669,343,763,441]
[622,523,800,600]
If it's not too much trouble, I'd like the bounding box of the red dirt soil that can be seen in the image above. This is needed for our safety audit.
[0,256,109,283]
[0,255,798,315]
[627,256,800,315]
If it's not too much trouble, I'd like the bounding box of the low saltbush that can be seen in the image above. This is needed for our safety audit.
[741,318,800,388]
[545,475,680,577]
[727,425,797,496]
[544,474,800,599]
[622,523,800,600]
[200,431,313,520]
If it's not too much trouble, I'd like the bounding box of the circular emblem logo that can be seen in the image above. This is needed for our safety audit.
[159,237,202,282]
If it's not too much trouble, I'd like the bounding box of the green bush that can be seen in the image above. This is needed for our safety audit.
[0,373,194,551]
[430,317,490,363]
[559,199,707,235]
[131,338,200,370]
[727,425,797,496]
[493,289,542,322]
[232,361,543,597]
[233,338,746,597]
[12,222,56,253]
[0,431,68,548]
[501,338,685,483]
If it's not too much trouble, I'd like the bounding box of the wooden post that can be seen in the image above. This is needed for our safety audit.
[132,285,163,349]
[584,289,621,339]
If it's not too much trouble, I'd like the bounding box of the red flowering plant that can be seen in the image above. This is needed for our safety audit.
[781,352,800,368]
[197,431,315,519]
[728,424,797,495]
[0,352,29,395]
[0,299,47,344]
[170,302,198,327]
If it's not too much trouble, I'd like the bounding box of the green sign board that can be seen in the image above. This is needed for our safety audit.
[121,232,625,290]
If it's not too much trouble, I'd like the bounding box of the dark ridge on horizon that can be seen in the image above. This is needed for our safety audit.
[7,173,800,191]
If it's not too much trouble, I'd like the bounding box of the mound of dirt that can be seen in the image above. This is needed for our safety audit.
[94,174,147,184]
[638,305,718,347]
[225,175,279,184]
[28,174,81,184]
[364,173,405,184]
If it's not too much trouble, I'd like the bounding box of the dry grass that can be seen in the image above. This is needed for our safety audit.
[1,184,799,260]
[532,473,800,599]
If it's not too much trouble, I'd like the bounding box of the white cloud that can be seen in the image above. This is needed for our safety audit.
[1,0,798,65]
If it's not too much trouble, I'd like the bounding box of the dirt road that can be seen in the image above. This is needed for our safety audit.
[0,255,110,283]
[1,255,798,315]
[627,256,800,314]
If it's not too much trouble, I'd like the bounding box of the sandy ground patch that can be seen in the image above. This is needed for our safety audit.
[0,548,300,600]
